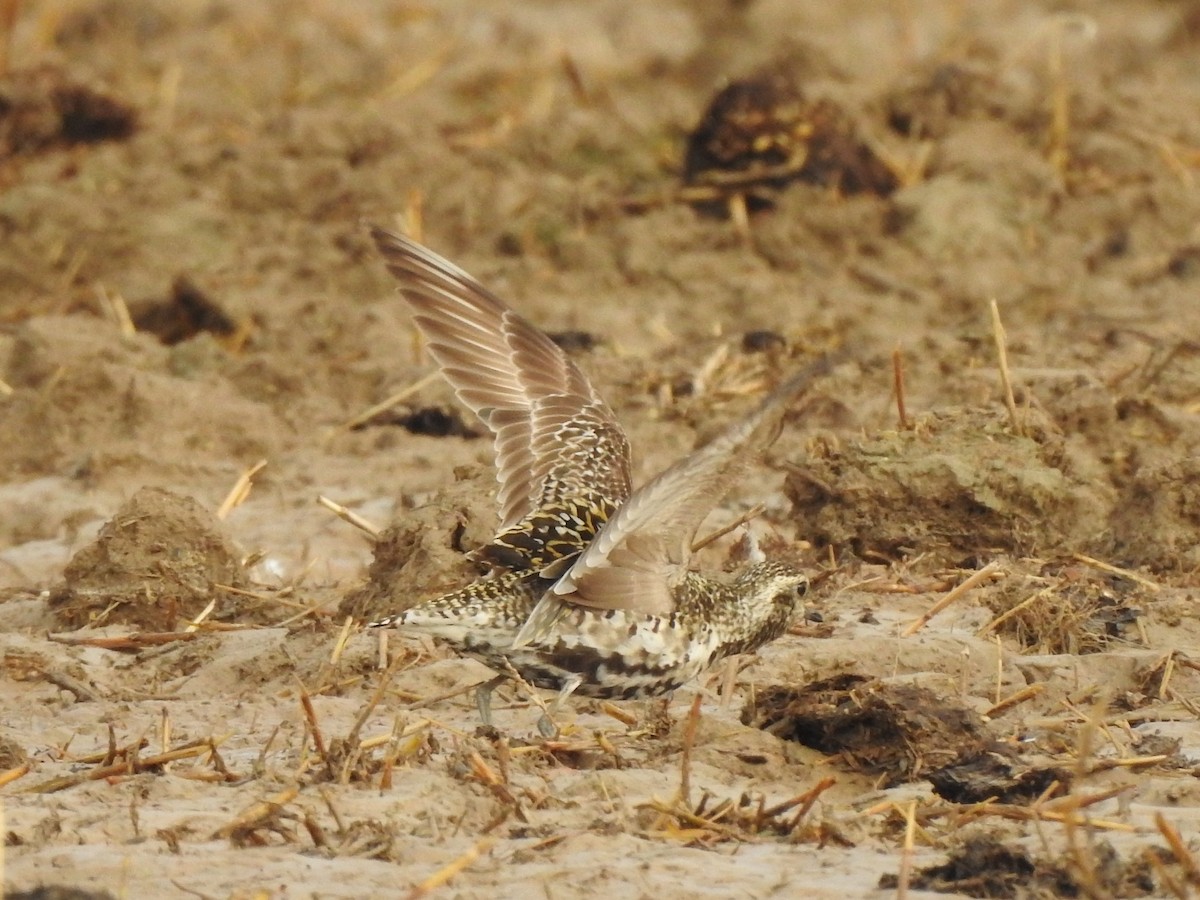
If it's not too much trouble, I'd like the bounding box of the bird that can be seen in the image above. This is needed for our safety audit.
[365,224,827,733]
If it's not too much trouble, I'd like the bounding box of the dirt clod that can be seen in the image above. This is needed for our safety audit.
[743,675,993,786]
[48,486,246,631]
[0,65,135,158]
[683,67,896,213]
[785,407,1114,562]
[338,473,493,622]
[879,835,1158,899]
[130,276,241,347]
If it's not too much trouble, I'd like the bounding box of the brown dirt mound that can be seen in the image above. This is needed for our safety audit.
[338,467,495,622]
[743,674,993,786]
[879,835,1158,899]
[48,486,246,630]
[0,64,136,158]
[1108,455,1200,573]
[785,406,1114,562]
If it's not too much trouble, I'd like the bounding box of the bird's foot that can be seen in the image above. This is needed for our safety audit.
[474,675,507,728]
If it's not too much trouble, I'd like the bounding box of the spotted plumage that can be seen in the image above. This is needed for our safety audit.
[365,225,828,729]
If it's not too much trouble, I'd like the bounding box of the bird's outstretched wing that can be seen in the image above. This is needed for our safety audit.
[370,226,632,572]
[511,357,835,648]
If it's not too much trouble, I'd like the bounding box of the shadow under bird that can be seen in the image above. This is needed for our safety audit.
[366,224,829,733]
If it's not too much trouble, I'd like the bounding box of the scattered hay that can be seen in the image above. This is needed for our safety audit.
[981,564,1142,655]
[211,784,404,859]
[48,487,248,631]
[637,777,842,847]
[26,729,235,794]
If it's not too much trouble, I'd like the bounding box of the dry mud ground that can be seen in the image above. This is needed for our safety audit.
[3,1,1200,898]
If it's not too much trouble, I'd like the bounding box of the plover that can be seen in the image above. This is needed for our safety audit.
[366,225,826,732]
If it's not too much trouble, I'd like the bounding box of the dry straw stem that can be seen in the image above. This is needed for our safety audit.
[775,776,836,827]
[272,593,343,628]
[679,693,703,807]
[316,494,382,539]
[1064,694,1117,898]
[28,738,227,793]
[1154,652,1177,701]
[500,657,553,726]
[1042,16,1096,179]
[185,597,217,632]
[1147,853,1189,900]
[892,346,910,430]
[403,189,425,244]
[398,679,487,715]
[1071,553,1160,592]
[989,300,1022,435]
[39,667,102,702]
[465,751,527,821]
[620,161,813,213]
[599,701,638,727]
[985,682,1046,718]
[717,656,740,711]
[691,504,765,554]
[211,786,300,840]
[338,369,442,432]
[217,459,267,520]
[895,800,918,900]
[95,283,135,337]
[404,836,496,900]
[1156,813,1200,887]
[903,561,1002,636]
[49,630,204,652]
[1088,754,1170,772]
[330,615,355,666]
[347,666,398,745]
[639,776,836,844]
[0,763,31,788]
[638,798,743,843]
[947,787,1136,833]
[160,707,171,758]
[379,39,455,103]
[297,682,333,780]
[728,192,752,245]
[156,61,181,129]
[0,0,21,76]
[979,584,1053,636]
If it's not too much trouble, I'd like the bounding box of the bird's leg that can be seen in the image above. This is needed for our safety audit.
[475,675,508,727]
[537,674,582,738]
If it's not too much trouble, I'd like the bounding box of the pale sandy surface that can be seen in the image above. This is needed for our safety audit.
[3,2,1200,898]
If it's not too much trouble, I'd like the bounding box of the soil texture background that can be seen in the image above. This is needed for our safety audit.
[3,2,1200,898]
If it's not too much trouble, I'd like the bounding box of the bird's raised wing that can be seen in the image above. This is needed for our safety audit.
[370,226,632,570]
[511,357,834,647]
